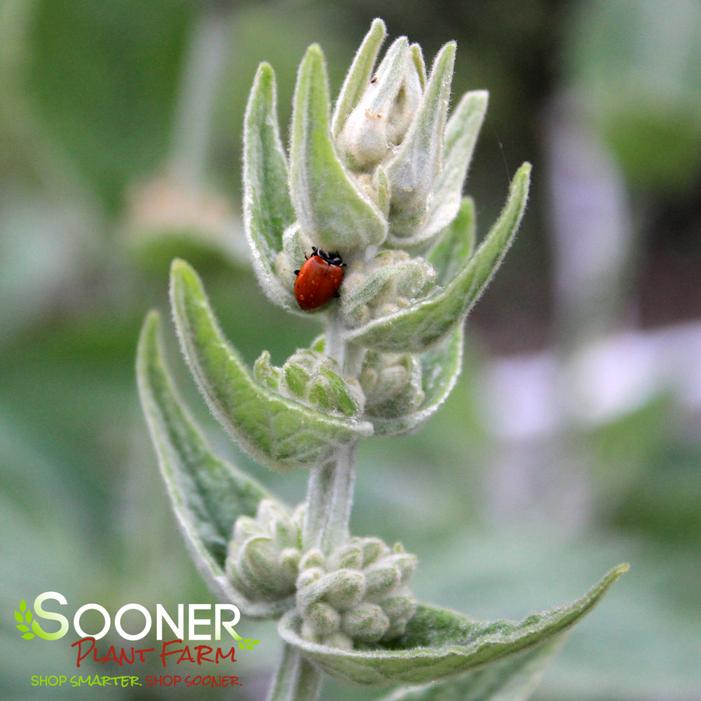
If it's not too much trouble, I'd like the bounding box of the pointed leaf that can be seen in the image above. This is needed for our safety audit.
[427,198,476,286]
[136,311,290,618]
[331,18,387,137]
[378,637,562,700]
[22,633,34,640]
[386,42,456,242]
[14,611,22,623]
[421,91,488,241]
[369,326,463,436]
[279,564,627,686]
[347,163,531,351]
[410,44,427,89]
[243,63,297,310]
[169,260,372,472]
[16,624,29,633]
[289,45,387,251]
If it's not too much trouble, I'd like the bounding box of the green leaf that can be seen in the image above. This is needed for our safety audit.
[427,198,476,287]
[279,564,627,687]
[14,611,22,624]
[136,310,290,618]
[369,326,464,436]
[243,62,297,311]
[378,638,562,700]
[20,599,27,612]
[22,633,34,640]
[410,43,427,89]
[16,624,29,633]
[386,42,456,243]
[423,91,488,241]
[289,44,387,252]
[25,610,33,624]
[169,260,372,472]
[346,163,531,352]
[331,18,387,137]
[24,0,192,212]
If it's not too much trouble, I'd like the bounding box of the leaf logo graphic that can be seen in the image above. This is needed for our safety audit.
[238,638,261,651]
[14,599,35,640]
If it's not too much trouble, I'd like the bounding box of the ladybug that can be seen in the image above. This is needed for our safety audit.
[293,247,346,311]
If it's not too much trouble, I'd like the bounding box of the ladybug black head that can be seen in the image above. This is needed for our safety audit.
[313,248,345,267]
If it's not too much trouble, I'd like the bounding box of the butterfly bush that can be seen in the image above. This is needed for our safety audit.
[137,18,626,701]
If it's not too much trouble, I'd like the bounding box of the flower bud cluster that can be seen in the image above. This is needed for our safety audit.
[225,499,304,602]
[360,350,424,418]
[341,249,436,328]
[253,348,364,417]
[295,537,417,649]
[226,506,418,648]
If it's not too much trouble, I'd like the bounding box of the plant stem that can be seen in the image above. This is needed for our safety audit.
[270,308,360,701]
[266,644,322,701]
[303,444,357,552]
[303,307,358,553]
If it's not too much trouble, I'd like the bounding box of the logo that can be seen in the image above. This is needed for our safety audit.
[13,592,254,644]
[12,591,259,689]
[14,598,47,640]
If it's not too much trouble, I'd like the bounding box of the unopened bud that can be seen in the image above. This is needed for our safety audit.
[225,500,304,603]
[305,602,341,636]
[341,602,390,642]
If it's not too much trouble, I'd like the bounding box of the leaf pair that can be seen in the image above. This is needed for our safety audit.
[146,254,462,471]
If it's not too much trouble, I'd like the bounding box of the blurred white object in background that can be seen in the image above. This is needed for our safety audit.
[481,89,700,532]
[484,322,701,441]
[545,92,633,349]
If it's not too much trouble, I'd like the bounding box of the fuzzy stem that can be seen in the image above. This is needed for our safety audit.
[274,308,359,701]
[303,444,357,552]
[266,644,322,701]
[303,307,358,553]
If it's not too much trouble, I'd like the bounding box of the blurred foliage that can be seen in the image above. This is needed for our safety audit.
[567,0,701,192]
[23,0,193,212]
[1,1,700,700]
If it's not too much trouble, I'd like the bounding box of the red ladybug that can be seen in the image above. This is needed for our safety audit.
[294,247,346,311]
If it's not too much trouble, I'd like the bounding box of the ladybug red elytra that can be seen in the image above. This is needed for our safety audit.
[293,247,346,311]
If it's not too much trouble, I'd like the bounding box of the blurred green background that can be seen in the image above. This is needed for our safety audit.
[1,1,700,699]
